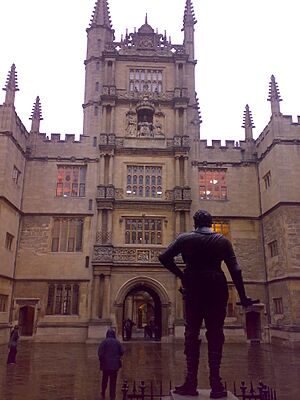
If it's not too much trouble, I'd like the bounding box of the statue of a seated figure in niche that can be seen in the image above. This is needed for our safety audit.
[138,115,153,137]
[126,113,137,136]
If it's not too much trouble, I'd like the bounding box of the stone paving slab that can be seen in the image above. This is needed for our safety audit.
[171,389,237,400]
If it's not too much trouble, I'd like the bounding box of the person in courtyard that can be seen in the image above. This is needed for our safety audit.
[123,318,135,341]
[7,325,19,365]
[159,209,257,399]
[98,328,124,400]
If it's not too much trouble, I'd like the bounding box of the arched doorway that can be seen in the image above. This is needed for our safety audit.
[114,276,170,340]
[18,306,35,336]
[246,311,261,342]
[123,285,161,340]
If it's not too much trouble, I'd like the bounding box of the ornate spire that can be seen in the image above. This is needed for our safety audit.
[29,96,43,133]
[89,0,112,29]
[2,64,19,106]
[267,75,282,116]
[183,0,197,29]
[242,104,255,141]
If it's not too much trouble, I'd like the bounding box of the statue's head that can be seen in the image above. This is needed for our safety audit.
[193,209,212,228]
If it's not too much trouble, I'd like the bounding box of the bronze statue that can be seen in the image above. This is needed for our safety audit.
[159,210,258,399]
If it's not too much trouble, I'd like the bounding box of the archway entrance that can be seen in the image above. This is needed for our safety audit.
[18,306,35,336]
[246,311,261,342]
[123,285,162,341]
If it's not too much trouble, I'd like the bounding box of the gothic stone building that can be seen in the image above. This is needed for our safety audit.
[0,0,299,347]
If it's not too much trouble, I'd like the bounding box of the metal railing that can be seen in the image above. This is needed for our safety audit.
[121,380,277,400]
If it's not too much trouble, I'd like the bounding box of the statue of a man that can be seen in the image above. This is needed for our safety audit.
[126,113,137,136]
[159,210,257,398]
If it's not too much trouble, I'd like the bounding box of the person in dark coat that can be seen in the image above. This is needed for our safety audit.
[159,210,257,399]
[123,318,135,341]
[7,325,19,365]
[98,328,124,400]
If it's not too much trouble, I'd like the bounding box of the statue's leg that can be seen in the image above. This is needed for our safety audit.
[205,306,227,399]
[174,294,202,396]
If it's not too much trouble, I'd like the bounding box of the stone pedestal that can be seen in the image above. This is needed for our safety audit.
[171,389,238,400]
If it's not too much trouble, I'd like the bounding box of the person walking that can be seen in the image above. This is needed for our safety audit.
[98,328,124,400]
[159,209,257,399]
[7,325,19,365]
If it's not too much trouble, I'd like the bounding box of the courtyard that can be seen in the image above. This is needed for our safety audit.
[0,341,299,400]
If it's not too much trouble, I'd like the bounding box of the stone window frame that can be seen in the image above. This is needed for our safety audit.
[51,217,84,253]
[5,232,14,251]
[273,297,283,315]
[124,217,163,245]
[199,168,227,201]
[263,171,271,190]
[0,294,8,312]
[129,68,163,93]
[56,165,87,198]
[12,165,21,185]
[126,165,163,199]
[268,240,278,257]
[46,283,80,315]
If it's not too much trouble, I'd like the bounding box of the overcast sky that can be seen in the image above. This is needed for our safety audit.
[0,0,299,143]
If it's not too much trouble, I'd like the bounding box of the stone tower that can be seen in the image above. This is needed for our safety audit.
[83,0,202,339]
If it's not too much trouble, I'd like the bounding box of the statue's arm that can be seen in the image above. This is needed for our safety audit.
[158,239,184,280]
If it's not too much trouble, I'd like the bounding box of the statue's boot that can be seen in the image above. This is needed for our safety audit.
[208,350,227,399]
[174,339,200,396]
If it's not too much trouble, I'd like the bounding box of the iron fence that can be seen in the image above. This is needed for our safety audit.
[121,380,277,400]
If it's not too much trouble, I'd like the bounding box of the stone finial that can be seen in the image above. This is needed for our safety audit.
[242,104,255,141]
[2,64,19,106]
[89,0,113,29]
[183,0,197,29]
[267,74,282,116]
[29,96,43,133]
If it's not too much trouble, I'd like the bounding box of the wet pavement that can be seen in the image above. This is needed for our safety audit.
[0,341,299,400]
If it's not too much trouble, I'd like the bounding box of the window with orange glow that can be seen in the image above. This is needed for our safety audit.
[199,169,227,200]
[212,221,230,237]
[56,166,86,197]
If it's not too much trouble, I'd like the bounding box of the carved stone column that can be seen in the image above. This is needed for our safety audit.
[108,155,114,184]
[184,156,189,186]
[175,156,180,187]
[175,109,179,135]
[183,108,188,134]
[102,274,111,319]
[111,107,115,134]
[107,210,113,244]
[99,154,105,184]
[175,211,181,237]
[91,275,100,319]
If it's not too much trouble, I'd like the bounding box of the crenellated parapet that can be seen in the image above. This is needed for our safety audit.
[196,139,255,164]
[255,113,300,159]
[26,132,96,160]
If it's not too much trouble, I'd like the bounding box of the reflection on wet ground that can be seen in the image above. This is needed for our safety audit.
[0,341,299,400]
